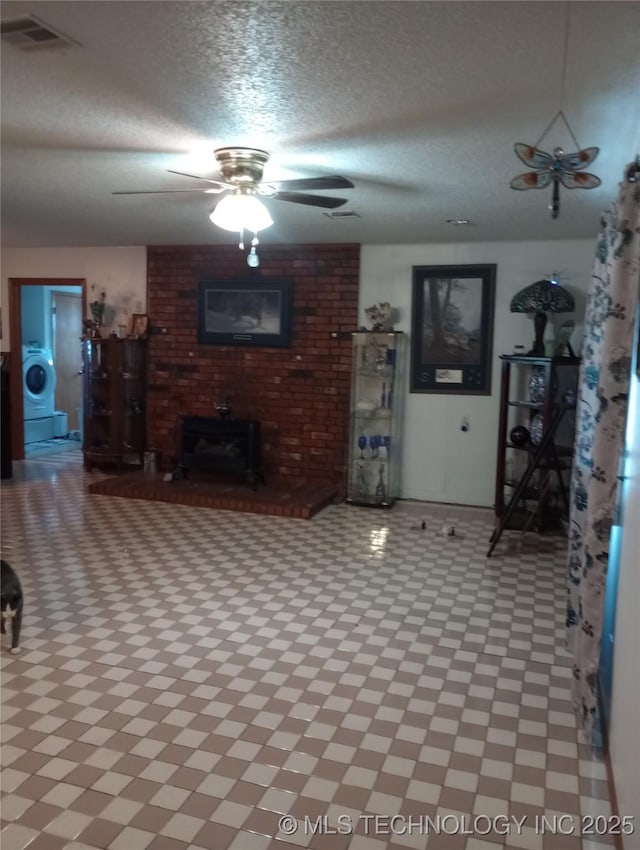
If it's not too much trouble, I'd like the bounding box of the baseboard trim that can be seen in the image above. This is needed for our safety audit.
[598,691,625,850]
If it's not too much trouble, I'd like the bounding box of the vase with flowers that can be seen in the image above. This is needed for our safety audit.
[88,290,107,337]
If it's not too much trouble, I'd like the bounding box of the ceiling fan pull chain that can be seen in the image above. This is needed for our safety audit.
[247,234,260,267]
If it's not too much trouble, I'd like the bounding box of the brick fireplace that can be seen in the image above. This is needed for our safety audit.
[146,244,360,489]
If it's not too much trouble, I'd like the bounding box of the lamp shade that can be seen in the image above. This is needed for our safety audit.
[510,279,575,314]
[209,193,273,233]
[510,279,575,357]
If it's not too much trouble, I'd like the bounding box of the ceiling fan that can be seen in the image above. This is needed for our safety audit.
[113,146,353,208]
[114,147,354,265]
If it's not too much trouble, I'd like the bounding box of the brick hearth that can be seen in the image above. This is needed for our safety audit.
[88,471,339,519]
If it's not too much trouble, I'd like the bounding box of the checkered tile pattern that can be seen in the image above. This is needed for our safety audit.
[1,450,616,849]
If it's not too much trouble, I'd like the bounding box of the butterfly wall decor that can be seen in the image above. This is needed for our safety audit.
[510,143,600,219]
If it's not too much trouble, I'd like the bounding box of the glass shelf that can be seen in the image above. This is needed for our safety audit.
[347,332,405,508]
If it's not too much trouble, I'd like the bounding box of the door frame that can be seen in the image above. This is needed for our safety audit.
[52,290,84,433]
[9,278,87,460]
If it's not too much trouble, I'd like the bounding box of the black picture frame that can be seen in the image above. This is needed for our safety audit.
[197,279,292,347]
[410,264,496,394]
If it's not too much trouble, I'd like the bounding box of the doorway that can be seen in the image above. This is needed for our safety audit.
[9,278,87,461]
[52,291,83,433]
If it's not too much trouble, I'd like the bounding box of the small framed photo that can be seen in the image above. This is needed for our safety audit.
[129,314,149,338]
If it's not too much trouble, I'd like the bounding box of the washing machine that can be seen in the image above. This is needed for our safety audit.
[23,345,56,421]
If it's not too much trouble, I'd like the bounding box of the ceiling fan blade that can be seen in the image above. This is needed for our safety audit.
[112,188,218,195]
[266,175,354,192]
[167,170,229,191]
[273,192,349,209]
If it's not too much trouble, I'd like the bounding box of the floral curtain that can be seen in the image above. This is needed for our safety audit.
[567,164,640,739]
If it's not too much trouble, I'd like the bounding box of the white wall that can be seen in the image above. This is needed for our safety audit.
[1,246,148,349]
[610,369,640,849]
[359,239,594,506]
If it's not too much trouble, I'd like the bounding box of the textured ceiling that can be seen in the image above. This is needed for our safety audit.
[1,0,639,249]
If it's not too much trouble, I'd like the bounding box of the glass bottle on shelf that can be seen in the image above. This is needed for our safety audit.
[356,463,368,498]
[375,465,386,503]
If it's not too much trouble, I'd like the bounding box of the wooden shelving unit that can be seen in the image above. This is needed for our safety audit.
[494,354,580,530]
[82,337,147,471]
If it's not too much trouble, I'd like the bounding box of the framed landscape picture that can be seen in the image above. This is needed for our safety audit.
[197,279,292,347]
[410,264,496,394]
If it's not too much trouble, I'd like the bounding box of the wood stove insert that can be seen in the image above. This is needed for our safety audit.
[178,416,262,488]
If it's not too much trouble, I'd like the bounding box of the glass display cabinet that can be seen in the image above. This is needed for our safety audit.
[82,337,147,471]
[346,331,406,507]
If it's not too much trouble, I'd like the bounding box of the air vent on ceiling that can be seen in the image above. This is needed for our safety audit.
[0,15,77,50]
[323,210,361,220]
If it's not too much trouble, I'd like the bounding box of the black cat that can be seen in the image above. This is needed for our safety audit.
[1,560,23,653]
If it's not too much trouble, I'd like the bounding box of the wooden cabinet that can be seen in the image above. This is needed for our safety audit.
[494,354,580,529]
[346,331,406,508]
[82,338,147,470]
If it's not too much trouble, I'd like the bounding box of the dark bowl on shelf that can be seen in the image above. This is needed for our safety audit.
[509,425,531,447]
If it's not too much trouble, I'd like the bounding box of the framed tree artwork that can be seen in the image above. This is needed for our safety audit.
[410,264,496,394]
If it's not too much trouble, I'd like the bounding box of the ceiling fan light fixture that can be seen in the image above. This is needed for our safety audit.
[209,192,273,234]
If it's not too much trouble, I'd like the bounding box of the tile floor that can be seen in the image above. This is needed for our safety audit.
[1,451,615,850]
